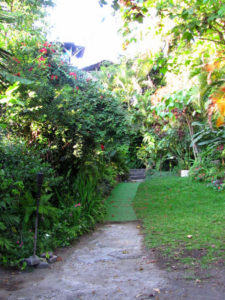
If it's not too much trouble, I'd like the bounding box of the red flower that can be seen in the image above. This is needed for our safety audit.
[14,72,20,77]
[76,86,79,90]
[216,144,224,151]
[43,42,52,47]
[48,64,51,67]
[51,75,58,80]
[69,72,77,79]
[51,49,56,53]
[13,57,21,64]
[28,67,33,71]
[100,144,104,150]
[39,48,47,54]
[38,56,45,62]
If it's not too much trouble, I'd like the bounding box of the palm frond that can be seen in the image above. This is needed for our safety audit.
[0,10,16,24]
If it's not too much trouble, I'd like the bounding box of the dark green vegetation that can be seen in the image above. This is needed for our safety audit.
[104,182,139,222]
[133,173,225,269]
[0,0,133,267]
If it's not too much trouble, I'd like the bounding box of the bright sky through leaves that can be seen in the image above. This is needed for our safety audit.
[47,0,123,68]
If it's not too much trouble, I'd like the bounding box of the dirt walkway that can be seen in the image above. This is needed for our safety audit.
[0,222,224,300]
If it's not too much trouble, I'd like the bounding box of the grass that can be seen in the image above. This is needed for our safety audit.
[104,182,140,222]
[133,172,225,269]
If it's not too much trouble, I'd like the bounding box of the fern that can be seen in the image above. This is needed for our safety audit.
[0,214,20,226]
[0,236,14,250]
[0,221,6,230]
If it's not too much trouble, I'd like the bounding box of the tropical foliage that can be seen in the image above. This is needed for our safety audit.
[99,0,225,174]
[0,0,225,267]
[0,0,130,267]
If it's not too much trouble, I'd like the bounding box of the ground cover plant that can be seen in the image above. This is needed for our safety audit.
[133,172,225,270]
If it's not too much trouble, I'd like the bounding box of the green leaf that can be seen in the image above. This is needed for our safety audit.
[182,32,193,41]
[0,222,6,230]
[218,5,225,16]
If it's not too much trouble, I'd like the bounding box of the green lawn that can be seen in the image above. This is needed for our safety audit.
[133,173,225,268]
[104,182,140,222]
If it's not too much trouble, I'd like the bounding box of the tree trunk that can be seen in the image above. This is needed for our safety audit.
[186,116,199,160]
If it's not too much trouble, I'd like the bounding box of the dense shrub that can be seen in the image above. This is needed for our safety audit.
[0,136,60,266]
[0,38,131,267]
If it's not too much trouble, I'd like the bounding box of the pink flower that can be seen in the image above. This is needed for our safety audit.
[86,78,91,82]
[51,75,58,80]
[76,86,79,91]
[75,203,81,208]
[216,145,224,151]
[69,72,77,79]
[43,42,52,47]
[38,56,45,62]
[51,49,56,53]
[16,240,20,244]
[28,67,33,71]
[39,48,47,54]
[48,64,51,67]
[218,186,221,190]
[100,95,103,99]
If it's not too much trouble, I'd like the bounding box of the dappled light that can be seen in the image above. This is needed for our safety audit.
[0,3,224,294]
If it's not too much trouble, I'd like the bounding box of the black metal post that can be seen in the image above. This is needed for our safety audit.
[33,172,44,257]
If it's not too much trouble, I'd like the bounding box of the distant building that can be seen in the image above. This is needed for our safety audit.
[82,60,113,72]
[62,42,85,64]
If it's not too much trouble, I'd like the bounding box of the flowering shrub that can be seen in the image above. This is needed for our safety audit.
[0,36,130,267]
[189,157,225,192]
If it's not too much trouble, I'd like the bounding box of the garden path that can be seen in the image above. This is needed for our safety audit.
[0,177,224,300]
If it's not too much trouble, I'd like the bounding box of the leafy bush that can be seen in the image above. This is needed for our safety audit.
[0,136,60,266]
[0,38,131,267]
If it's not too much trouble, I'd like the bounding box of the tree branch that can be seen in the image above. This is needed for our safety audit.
[199,37,225,45]
[214,20,225,29]
[211,25,225,43]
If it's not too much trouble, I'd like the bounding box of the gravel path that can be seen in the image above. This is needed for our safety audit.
[0,222,224,300]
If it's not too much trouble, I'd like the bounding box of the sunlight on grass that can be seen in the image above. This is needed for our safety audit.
[133,174,225,268]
